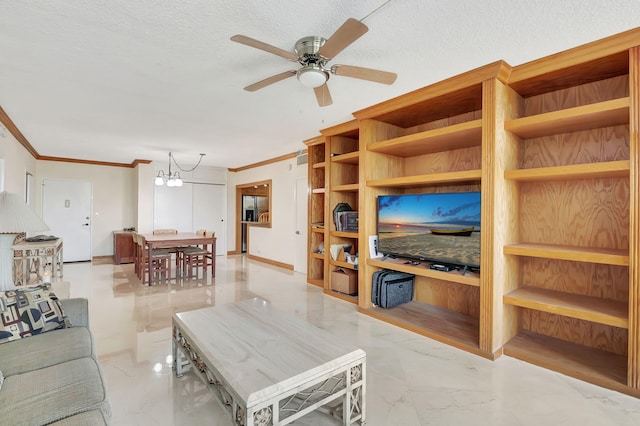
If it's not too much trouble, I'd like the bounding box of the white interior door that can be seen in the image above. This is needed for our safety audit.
[192,183,226,256]
[42,179,92,262]
[294,176,308,273]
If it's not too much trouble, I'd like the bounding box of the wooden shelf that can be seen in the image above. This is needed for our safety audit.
[331,231,358,239]
[505,160,629,182]
[330,259,358,270]
[331,183,359,192]
[324,289,358,304]
[312,161,326,169]
[504,331,631,394]
[367,169,482,188]
[359,301,493,359]
[367,119,483,157]
[311,227,324,233]
[504,287,628,328]
[331,151,359,164]
[368,258,480,287]
[307,278,324,288]
[310,252,325,260]
[503,243,629,266]
[505,98,630,139]
[311,188,326,194]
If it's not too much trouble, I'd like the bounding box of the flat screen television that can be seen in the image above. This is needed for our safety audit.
[377,192,481,268]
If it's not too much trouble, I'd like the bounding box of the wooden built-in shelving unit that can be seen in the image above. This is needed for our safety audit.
[498,29,639,397]
[312,120,362,304]
[304,136,327,288]
[353,62,505,360]
[304,27,640,397]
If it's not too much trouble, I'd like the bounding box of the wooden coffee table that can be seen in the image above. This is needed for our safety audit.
[172,299,366,425]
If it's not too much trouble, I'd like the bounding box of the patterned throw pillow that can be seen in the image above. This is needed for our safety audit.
[0,284,68,344]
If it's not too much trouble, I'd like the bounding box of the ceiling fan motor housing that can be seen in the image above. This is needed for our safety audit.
[295,36,327,62]
[295,36,330,87]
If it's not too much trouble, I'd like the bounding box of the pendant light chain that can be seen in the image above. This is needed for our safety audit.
[170,152,206,173]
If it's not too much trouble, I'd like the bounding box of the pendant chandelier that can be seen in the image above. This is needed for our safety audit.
[155,152,206,187]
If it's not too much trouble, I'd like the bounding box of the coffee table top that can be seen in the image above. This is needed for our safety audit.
[173,298,365,406]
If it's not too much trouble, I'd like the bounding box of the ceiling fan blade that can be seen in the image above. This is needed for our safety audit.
[332,64,397,85]
[231,35,298,61]
[317,18,368,59]
[314,84,333,107]
[244,70,297,92]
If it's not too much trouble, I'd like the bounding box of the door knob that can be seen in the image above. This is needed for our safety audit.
[295,231,300,234]
[82,223,90,226]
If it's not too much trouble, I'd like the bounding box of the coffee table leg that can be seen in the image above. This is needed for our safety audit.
[343,368,352,426]
[172,326,184,377]
[343,362,366,425]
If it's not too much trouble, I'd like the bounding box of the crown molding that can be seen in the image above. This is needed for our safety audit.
[228,149,307,172]
[0,106,39,158]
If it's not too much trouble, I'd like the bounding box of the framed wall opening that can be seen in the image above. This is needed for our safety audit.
[234,179,272,254]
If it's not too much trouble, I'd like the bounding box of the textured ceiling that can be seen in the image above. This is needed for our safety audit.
[0,1,638,168]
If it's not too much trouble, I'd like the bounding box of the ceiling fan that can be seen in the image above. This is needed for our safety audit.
[231,18,397,107]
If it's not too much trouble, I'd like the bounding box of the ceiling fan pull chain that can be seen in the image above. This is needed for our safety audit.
[360,0,394,23]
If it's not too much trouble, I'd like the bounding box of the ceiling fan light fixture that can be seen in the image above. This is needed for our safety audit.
[297,65,328,88]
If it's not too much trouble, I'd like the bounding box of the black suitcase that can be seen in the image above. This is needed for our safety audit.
[372,269,415,308]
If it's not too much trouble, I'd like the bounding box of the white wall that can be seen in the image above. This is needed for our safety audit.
[136,163,154,233]
[35,161,136,257]
[0,126,37,195]
[228,156,307,266]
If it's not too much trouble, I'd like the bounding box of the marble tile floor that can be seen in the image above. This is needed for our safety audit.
[52,255,640,426]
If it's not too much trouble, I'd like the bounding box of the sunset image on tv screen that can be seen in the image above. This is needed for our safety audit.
[377,192,481,268]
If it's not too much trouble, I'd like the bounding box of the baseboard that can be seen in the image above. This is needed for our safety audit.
[247,254,294,271]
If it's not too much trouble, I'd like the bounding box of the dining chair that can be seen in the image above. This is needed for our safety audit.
[152,228,182,272]
[153,229,178,234]
[135,233,172,284]
[181,230,215,279]
[258,212,270,223]
[131,231,140,278]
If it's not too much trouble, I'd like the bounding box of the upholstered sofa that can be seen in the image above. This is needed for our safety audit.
[0,289,111,426]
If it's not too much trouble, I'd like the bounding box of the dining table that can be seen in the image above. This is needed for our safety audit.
[141,232,216,285]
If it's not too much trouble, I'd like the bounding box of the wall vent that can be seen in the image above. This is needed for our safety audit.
[296,153,308,165]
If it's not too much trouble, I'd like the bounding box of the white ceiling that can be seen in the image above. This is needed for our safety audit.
[0,1,638,169]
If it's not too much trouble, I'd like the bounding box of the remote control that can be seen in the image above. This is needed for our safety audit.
[429,264,452,272]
